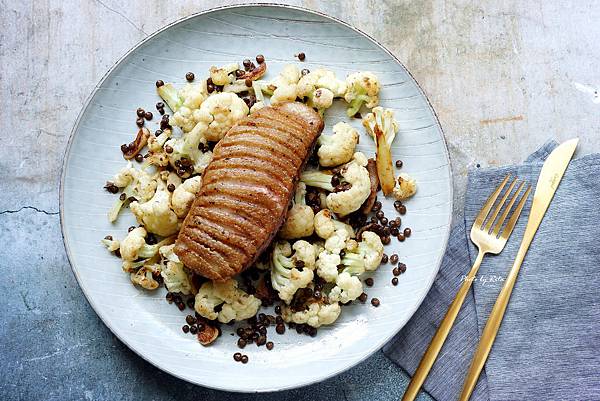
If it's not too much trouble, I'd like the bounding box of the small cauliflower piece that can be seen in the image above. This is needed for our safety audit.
[393,173,417,200]
[146,129,172,167]
[101,237,120,252]
[130,263,161,290]
[271,241,314,303]
[194,281,223,321]
[326,152,371,216]
[300,169,334,192]
[315,251,341,283]
[271,84,298,105]
[313,209,355,282]
[282,301,341,328]
[317,122,359,167]
[171,176,202,218]
[107,163,158,222]
[198,92,249,141]
[270,64,301,89]
[313,209,354,240]
[214,280,262,323]
[165,122,213,174]
[130,180,179,236]
[159,244,194,295]
[119,227,148,261]
[344,71,380,117]
[328,272,363,303]
[194,279,261,323]
[156,83,182,112]
[120,227,176,262]
[308,88,334,111]
[209,63,239,86]
[341,231,384,273]
[297,68,347,99]
[279,182,314,239]
[363,107,399,195]
[291,240,318,269]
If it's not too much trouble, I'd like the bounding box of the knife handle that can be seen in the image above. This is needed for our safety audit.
[458,235,534,401]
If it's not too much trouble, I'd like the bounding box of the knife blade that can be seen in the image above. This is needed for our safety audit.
[458,138,579,401]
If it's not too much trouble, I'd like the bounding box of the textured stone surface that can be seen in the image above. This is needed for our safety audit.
[1,0,599,400]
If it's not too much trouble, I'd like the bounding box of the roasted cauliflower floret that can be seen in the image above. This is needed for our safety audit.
[363,107,399,195]
[130,262,162,291]
[130,180,179,236]
[317,122,359,167]
[315,251,341,283]
[300,169,334,192]
[159,244,194,295]
[146,129,172,167]
[107,163,158,222]
[209,63,239,86]
[393,173,417,200]
[279,182,315,239]
[271,84,299,105]
[328,271,363,303]
[282,301,341,328]
[325,152,371,216]
[164,122,213,174]
[341,231,384,273]
[194,279,261,323]
[344,71,380,116]
[100,237,120,252]
[171,176,202,218]
[271,241,314,303]
[157,81,208,114]
[313,209,355,282]
[198,92,249,141]
[297,68,347,99]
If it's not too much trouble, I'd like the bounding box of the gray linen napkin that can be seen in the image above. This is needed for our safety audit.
[383,141,600,401]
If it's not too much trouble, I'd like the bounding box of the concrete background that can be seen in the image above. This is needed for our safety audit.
[1,1,599,400]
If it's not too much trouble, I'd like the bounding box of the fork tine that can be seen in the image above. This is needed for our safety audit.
[474,175,511,229]
[499,184,532,240]
[484,178,518,232]
[492,181,525,236]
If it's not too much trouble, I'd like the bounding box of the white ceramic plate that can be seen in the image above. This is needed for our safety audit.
[60,4,452,393]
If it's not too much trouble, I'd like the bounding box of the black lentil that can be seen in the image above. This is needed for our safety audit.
[297,52,306,61]
[390,227,400,236]
[165,145,173,154]
[276,324,285,334]
[155,80,164,87]
[136,108,145,117]
[182,325,190,333]
[144,111,153,120]
[185,72,195,81]
[397,233,406,242]
[399,204,407,215]
[381,217,388,226]
[136,117,144,127]
[381,254,389,264]
[371,298,380,307]
[404,228,412,237]
[398,263,407,273]
[241,355,249,364]
[167,183,175,192]
[393,267,401,276]
[266,341,274,350]
[185,315,196,325]
[243,59,252,69]
[359,292,368,303]
[189,325,198,334]
[256,54,265,64]
[365,277,374,287]
[395,160,403,168]
[237,338,246,349]
[233,352,242,362]
[376,210,384,219]
[382,236,391,245]
[301,68,310,75]
[390,254,399,264]
[135,153,143,163]
[392,277,399,286]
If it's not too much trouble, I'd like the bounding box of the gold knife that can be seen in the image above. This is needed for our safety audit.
[458,138,579,401]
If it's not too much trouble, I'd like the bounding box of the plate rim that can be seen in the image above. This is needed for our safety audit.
[59,2,454,393]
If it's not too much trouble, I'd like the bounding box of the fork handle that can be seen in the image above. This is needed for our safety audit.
[458,239,532,401]
[401,250,485,401]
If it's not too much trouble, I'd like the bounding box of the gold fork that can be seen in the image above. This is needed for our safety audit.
[401,174,531,401]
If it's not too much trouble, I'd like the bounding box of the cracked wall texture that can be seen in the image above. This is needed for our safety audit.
[1,1,599,400]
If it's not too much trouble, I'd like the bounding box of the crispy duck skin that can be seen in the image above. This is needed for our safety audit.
[174,102,324,281]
